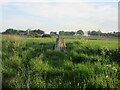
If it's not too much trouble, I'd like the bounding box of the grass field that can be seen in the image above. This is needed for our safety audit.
[2,35,120,88]
[27,38,118,49]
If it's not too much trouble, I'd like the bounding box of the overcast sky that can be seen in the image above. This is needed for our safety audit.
[0,0,119,33]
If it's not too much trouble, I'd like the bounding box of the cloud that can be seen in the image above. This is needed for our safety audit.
[11,2,117,18]
[2,2,118,33]
[2,15,45,31]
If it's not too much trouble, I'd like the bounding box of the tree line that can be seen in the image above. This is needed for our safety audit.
[88,30,120,38]
[59,30,84,36]
[2,28,120,38]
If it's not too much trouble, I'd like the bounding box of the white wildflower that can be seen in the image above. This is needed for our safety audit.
[112,67,117,72]
[106,75,108,78]
[106,64,111,67]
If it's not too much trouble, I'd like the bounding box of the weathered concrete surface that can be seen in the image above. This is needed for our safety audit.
[54,38,66,50]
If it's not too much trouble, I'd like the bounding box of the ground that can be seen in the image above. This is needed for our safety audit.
[2,35,120,88]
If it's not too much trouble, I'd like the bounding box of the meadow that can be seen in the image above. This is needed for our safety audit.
[2,35,120,88]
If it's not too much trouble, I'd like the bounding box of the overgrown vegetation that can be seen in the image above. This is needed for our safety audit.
[2,35,120,88]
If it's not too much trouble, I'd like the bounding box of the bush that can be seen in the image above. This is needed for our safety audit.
[42,34,51,38]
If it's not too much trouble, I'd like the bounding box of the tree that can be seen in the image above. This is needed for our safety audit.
[42,34,51,38]
[2,28,19,34]
[77,30,84,35]
[70,31,75,35]
[89,31,98,36]
[3,28,14,34]
[50,32,57,36]
[36,29,45,34]
[34,33,41,38]
[64,32,70,35]
[59,31,64,36]
[64,31,75,35]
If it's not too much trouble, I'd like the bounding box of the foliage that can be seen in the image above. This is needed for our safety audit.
[33,33,41,38]
[77,30,84,35]
[88,30,119,38]
[59,31,75,36]
[88,30,101,36]
[59,31,65,36]
[2,35,120,88]
[42,34,51,38]
[2,28,119,38]
[50,32,57,36]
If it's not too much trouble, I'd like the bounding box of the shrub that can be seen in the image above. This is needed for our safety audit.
[42,34,51,38]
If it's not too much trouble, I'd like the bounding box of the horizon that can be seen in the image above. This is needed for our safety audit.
[1,28,119,35]
[1,1,118,33]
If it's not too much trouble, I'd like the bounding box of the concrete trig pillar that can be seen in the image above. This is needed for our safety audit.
[54,38,66,51]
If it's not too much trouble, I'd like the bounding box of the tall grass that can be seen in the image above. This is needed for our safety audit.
[2,35,120,88]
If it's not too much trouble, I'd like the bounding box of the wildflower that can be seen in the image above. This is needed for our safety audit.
[112,67,117,72]
[106,64,111,67]
[106,75,108,78]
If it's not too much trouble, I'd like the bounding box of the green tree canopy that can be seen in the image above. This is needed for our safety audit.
[77,30,84,35]
[59,31,65,36]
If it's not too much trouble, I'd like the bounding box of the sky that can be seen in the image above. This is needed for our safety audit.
[0,0,119,33]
